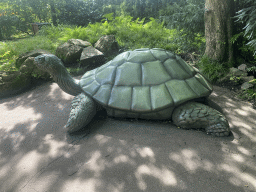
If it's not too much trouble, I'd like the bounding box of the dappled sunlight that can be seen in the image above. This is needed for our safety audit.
[234,108,249,116]
[61,178,101,192]
[169,149,214,172]
[237,146,251,156]
[232,121,253,130]
[2,131,25,151]
[135,164,177,190]
[82,150,105,177]
[219,163,256,189]
[1,82,256,191]
[71,133,180,191]
[16,150,45,175]
[38,134,77,158]
[95,134,112,146]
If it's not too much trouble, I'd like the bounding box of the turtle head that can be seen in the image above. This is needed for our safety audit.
[34,54,82,96]
[34,54,64,76]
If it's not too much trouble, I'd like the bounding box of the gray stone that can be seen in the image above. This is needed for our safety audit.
[94,35,119,55]
[229,67,247,76]
[19,57,50,80]
[80,46,105,66]
[241,76,254,82]
[238,64,247,72]
[0,71,31,98]
[15,49,51,69]
[56,39,91,65]
[241,82,254,90]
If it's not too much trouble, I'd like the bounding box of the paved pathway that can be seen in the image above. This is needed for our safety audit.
[0,82,256,192]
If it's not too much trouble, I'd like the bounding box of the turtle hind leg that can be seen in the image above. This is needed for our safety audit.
[172,101,230,137]
[64,93,96,133]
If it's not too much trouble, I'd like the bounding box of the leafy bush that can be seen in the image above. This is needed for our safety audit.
[196,56,230,82]
[230,32,256,63]
[1,14,206,73]
[159,0,205,52]
[0,36,57,71]
[0,14,18,40]
[57,14,190,52]
[56,0,103,26]
[235,0,256,55]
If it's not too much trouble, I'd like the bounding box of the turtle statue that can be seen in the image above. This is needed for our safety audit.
[34,48,230,136]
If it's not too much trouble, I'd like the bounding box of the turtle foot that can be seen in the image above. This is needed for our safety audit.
[172,101,230,137]
[64,93,96,133]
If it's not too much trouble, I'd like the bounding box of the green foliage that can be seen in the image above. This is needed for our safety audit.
[235,0,256,55]
[56,0,103,26]
[0,36,57,71]
[230,31,256,62]
[239,78,256,101]
[196,56,230,82]
[229,75,242,85]
[0,13,205,74]
[57,14,189,52]
[247,66,256,74]
[159,0,205,50]
[240,88,256,101]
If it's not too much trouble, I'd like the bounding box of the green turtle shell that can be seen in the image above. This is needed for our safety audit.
[79,48,212,119]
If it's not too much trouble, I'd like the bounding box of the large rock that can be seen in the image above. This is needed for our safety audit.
[19,57,50,80]
[238,64,247,72]
[241,82,254,90]
[15,49,51,69]
[229,67,247,77]
[80,46,105,67]
[0,50,54,98]
[56,39,91,65]
[241,76,254,82]
[0,71,31,98]
[94,35,119,55]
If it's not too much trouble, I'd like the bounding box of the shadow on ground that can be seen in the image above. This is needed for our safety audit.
[0,83,255,192]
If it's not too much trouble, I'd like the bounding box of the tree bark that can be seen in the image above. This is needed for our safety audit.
[204,0,235,62]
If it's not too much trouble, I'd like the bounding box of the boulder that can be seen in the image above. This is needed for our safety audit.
[19,57,50,80]
[241,76,254,82]
[241,82,254,90]
[56,39,91,65]
[94,35,119,55]
[229,67,247,77]
[238,64,247,72]
[15,49,51,69]
[80,46,105,67]
[0,71,31,98]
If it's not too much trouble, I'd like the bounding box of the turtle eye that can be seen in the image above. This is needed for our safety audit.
[39,57,45,62]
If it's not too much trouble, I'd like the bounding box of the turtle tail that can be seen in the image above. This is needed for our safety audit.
[172,101,230,137]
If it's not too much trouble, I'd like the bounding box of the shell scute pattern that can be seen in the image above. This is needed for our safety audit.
[115,62,141,86]
[80,48,212,112]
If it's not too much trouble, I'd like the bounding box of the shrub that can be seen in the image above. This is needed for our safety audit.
[196,56,230,82]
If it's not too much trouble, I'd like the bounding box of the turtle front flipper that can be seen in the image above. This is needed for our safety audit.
[172,102,230,137]
[64,93,96,133]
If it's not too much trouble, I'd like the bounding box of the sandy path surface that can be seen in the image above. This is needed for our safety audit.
[0,82,256,192]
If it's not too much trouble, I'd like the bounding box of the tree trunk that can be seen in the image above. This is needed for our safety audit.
[204,0,235,62]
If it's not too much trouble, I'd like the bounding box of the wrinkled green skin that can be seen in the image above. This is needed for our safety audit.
[34,54,230,136]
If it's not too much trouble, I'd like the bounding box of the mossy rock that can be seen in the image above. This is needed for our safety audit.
[0,71,32,98]
[19,56,51,80]
[15,49,51,69]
